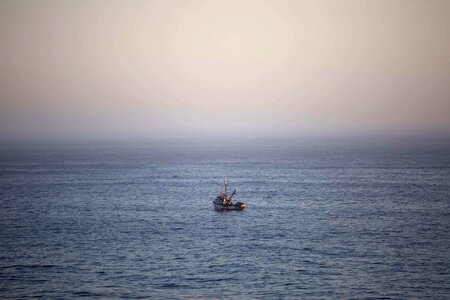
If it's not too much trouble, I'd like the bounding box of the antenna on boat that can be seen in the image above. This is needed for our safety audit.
[224,179,228,196]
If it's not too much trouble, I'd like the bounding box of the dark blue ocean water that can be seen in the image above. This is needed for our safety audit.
[1,138,450,299]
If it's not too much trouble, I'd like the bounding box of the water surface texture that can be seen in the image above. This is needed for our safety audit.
[1,139,449,298]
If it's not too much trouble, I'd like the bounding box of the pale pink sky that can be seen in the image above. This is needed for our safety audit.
[1,0,449,139]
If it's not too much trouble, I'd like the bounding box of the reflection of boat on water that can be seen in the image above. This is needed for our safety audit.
[213,180,246,211]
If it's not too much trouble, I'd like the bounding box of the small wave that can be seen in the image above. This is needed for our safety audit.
[159,283,190,289]
[1,264,57,270]
[72,291,105,297]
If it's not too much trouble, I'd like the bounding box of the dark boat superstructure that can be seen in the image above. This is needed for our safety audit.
[213,180,246,210]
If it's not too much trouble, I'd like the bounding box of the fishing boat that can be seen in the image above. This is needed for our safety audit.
[213,180,246,210]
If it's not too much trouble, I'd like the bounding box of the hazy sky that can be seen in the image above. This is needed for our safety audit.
[1,0,449,139]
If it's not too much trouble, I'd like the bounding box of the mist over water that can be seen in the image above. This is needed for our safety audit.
[1,137,449,298]
[1,1,450,140]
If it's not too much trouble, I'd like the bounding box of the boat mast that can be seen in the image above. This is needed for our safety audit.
[224,180,227,198]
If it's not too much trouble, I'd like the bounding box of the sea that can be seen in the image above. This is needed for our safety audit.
[1,137,449,299]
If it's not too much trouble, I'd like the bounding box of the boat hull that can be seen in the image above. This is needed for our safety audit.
[213,201,246,211]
